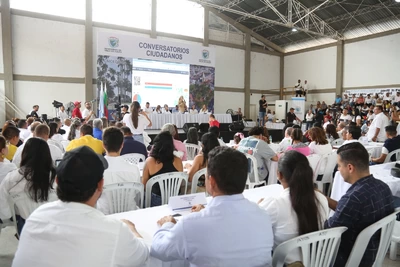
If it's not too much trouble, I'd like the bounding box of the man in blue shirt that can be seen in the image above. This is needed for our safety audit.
[93,118,103,140]
[334,94,342,106]
[325,142,394,267]
[120,126,147,158]
[150,147,273,266]
[371,125,400,164]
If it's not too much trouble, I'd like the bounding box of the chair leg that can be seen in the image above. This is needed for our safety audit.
[318,183,323,192]
[390,241,398,260]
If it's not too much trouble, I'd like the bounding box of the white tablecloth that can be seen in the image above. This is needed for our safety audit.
[333,142,383,158]
[330,161,400,202]
[108,185,284,267]
[265,122,307,132]
[146,114,232,129]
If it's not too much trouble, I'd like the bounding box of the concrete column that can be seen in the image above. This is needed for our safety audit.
[203,7,209,46]
[336,40,344,96]
[85,0,94,102]
[1,0,15,119]
[244,33,251,117]
[151,0,157,38]
[280,55,284,100]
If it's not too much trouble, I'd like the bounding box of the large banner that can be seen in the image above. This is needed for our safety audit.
[97,32,216,119]
[291,97,306,121]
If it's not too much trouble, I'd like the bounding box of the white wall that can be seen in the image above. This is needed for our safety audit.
[14,81,85,117]
[343,33,400,88]
[250,52,280,90]
[214,91,243,114]
[284,46,337,90]
[213,45,245,88]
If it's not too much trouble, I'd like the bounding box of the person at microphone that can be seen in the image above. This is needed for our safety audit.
[82,101,96,121]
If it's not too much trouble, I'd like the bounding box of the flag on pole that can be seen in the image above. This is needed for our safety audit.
[104,83,109,119]
[99,82,105,118]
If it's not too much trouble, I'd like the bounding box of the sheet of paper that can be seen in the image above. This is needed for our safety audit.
[168,193,207,212]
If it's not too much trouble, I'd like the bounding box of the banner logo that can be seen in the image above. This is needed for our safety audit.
[202,50,209,59]
[108,37,119,48]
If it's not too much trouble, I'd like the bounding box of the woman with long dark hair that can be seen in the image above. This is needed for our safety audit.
[122,101,152,144]
[49,122,63,142]
[0,138,56,234]
[308,127,331,155]
[186,133,220,183]
[0,135,17,183]
[258,150,329,264]
[325,124,339,143]
[142,132,183,207]
[67,119,82,141]
[285,128,310,156]
[184,127,201,146]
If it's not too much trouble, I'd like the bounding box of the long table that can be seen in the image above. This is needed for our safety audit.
[146,113,232,129]
[108,184,284,267]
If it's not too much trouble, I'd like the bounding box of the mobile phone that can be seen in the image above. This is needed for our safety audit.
[55,159,62,167]
[172,213,182,217]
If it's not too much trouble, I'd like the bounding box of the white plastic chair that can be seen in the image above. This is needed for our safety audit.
[307,154,322,175]
[389,209,400,260]
[245,154,266,189]
[384,148,400,163]
[191,168,206,194]
[145,172,188,208]
[268,143,280,153]
[331,139,344,146]
[122,153,146,164]
[345,210,399,267]
[184,144,201,161]
[102,182,144,213]
[313,151,337,195]
[272,227,348,267]
[8,192,57,237]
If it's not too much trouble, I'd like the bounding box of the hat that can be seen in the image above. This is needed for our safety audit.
[356,116,361,120]
[73,101,81,106]
[56,146,108,191]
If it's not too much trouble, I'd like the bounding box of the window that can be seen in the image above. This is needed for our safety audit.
[93,0,151,29]
[11,0,85,19]
[157,0,204,38]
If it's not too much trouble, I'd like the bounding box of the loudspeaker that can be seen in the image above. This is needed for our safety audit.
[229,121,245,132]
[182,123,199,133]
[198,123,209,133]
[219,123,230,132]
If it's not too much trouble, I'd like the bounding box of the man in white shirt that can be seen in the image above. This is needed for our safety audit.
[12,146,149,267]
[394,91,400,106]
[189,104,198,114]
[17,119,30,141]
[367,105,389,142]
[383,92,394,103]
[97,127,141,214]
[82,101,96,121]
[58,105,69,122]
[339,109,352,124]
[150,147,273,266]
[144,102,153,114]
[278,127,293,152]
[13,124,63,167]
[337,122,346,139]
[342,125,361,146]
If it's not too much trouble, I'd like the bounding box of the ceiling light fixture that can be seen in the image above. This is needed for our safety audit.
[292,28,298,32]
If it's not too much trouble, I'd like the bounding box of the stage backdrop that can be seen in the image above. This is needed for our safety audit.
[97,32,216,118]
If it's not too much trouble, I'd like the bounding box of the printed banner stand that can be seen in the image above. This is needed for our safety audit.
[291,97,305,122]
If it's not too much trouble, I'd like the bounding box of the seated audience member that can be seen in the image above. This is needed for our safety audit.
[370,125,400,164]
[49,122,64,143]
[339,108,352,124]
[150,147,273,266]
[308,127,332,155]
[101,117,109,128]
[337,122,346,139]
[342,126,362,146]
[355,116,363,127]
[0,136,17,183]
[161,123,187,160]
[97,127,141,215]
[367,105,390,142]
[87,119,94,127]
[142,132,183,207]
[209,126,226,147]
[0,138,56,235]
[18,119,30,141]
[93,118,104,141]
[189,105,198,114]
[162,104,170,114]
[144,102,153,114]
[120,126,147,158]
[23,121,40,143]
[61,118,71,131]
[325,124,340,144]
[200,104,208,114]
[233,132,244,147]
[172,125,180,140]
[184,127,202,146]
[115,122,123,128]
[109,121,117,127]
[66,124,104,154]
[278,127,293,152]
[67,119,82,141]
[259,150,329,264]
[153,105,162,114]
[26,117,35,131]
[209,114,220,128]
[237,126,278,182]
[286,129,310,157]
[12,146,149,267]
[172,105,179,113]
[2,126,20,161]
[325,143,394,267]
[186,133,219,183]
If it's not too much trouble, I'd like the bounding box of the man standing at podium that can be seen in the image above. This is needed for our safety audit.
[259,95,267,127]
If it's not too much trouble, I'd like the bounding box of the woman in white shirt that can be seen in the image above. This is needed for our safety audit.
[49,122,64,143]
[162,104,171,114]
[153,105,162,114]
[122,101,152,144]
[0,138,56,234]
[200,104,208,114]
[258,150,329,264]
[308,127,332,155]
[0,136,17,183]
[67,119,82,141]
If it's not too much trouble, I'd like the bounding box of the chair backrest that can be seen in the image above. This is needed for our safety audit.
[60,140,70,151]
[191,168,206,194]
[245,154,261,184]
[184,144,201,161]
[307,154,322,176]
[121,153,146,165]
[314,151,337,183]
[145,172,188,208]
[102,182,144,213]
[384,148,400,163]
[272,227,348,267]
[331,139,344,146]
[345,210,399,267]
